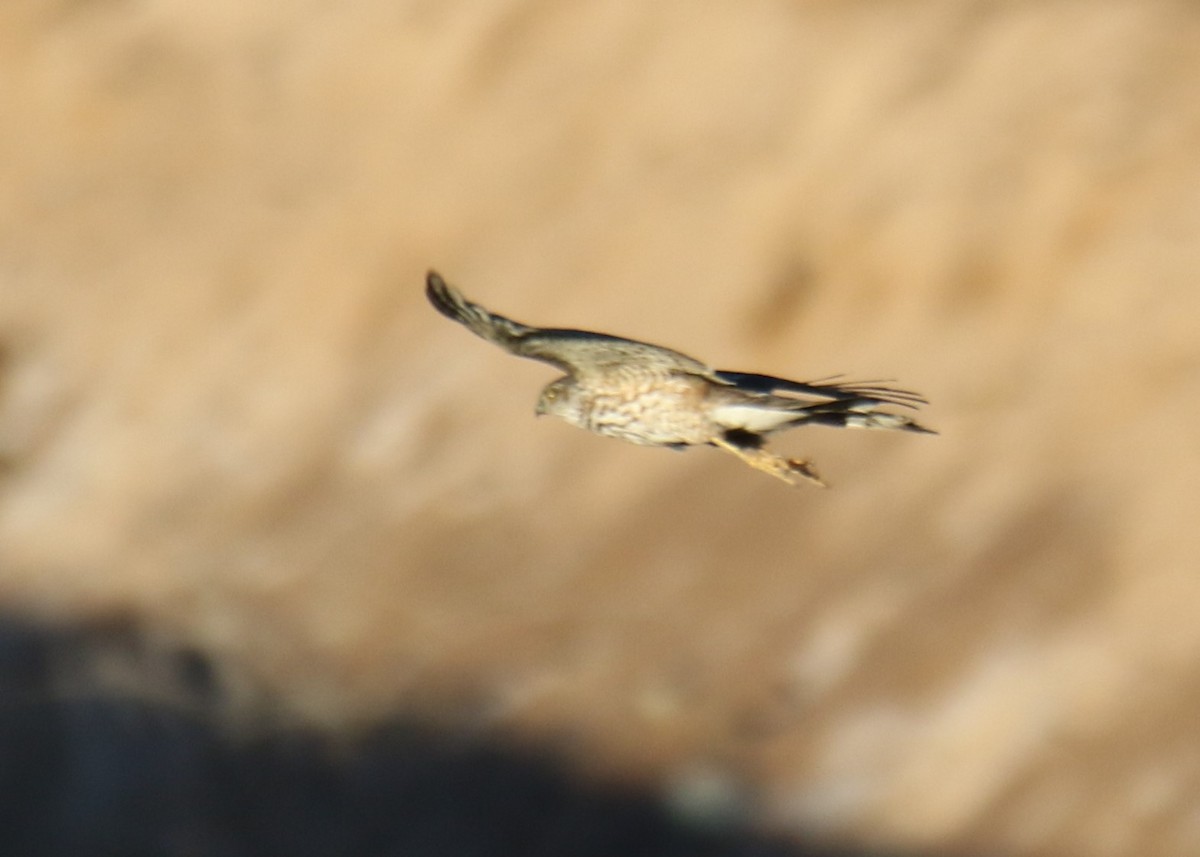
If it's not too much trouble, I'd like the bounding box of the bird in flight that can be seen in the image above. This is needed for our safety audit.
[426,271,933,487]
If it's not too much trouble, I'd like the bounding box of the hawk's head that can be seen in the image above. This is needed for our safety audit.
[535,376,584,425]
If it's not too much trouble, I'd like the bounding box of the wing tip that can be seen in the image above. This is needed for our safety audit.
[425,269,465,320]
[425,268,447,298]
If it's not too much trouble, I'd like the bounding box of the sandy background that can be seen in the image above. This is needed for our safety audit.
[2,1,1200,855]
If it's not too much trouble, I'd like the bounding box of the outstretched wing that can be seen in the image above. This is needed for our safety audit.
[426,271,714,379]
[713,370,929,411]
[426,270,537,348]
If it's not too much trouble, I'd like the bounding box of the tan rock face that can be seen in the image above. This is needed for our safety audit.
[2,1,1199,854]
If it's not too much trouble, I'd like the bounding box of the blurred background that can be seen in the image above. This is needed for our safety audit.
[2,1,1199,855]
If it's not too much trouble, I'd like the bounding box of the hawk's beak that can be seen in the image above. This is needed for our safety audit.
[534,401,545,417]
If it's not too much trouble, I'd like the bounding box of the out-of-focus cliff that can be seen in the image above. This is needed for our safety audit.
[1,2,1198,855]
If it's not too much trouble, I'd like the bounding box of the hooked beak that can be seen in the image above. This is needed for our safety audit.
[534,400,545,417]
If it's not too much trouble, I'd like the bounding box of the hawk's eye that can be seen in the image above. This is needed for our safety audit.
[545,388,558,401]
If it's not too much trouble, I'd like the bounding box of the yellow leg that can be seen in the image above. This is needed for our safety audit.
[710,437,826,488]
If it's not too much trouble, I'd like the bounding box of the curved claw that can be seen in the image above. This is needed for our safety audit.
[786,458,826,488]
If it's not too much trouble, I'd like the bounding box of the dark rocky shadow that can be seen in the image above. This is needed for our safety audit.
[0,614,925,857]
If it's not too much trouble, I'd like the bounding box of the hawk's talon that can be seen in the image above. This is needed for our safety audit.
[710,437,825,489]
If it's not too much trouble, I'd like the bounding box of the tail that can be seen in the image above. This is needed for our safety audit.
[715,370,935,433]
[793,398,937,434]
[714,371,928,410]
[425,271,535,348]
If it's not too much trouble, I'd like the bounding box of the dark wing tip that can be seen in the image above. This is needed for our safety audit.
[425,269,462,320]
[425,268,446,299]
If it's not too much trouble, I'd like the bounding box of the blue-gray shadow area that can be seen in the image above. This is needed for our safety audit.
[0,615,925,857]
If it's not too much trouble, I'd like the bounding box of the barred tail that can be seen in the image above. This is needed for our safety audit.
[425,271,534,348]
[798,399,937,434]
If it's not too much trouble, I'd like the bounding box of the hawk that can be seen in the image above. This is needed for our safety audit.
[426,271,933,487]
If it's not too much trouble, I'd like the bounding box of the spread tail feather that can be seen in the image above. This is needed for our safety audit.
[793,398,937,434]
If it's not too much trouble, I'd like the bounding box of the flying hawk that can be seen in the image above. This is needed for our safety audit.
[426,271,933,487]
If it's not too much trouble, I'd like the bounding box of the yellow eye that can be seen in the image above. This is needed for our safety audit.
[545,388,558,401]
